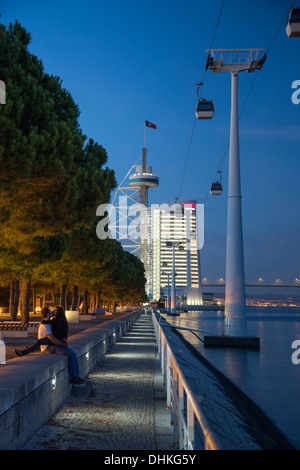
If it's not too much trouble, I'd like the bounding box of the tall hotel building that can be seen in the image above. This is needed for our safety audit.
[152,201,203,306]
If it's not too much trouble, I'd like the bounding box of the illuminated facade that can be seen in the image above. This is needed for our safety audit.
[152,202,203,305]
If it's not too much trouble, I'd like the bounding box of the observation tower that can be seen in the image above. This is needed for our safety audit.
[129,147,159,206]
[129,146,159,299]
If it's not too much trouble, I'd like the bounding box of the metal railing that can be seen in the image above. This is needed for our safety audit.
[152,310,221,450]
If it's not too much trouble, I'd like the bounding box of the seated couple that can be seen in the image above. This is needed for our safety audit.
[15,306,84,385]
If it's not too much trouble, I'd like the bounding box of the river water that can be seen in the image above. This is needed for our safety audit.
[162,307,300,450]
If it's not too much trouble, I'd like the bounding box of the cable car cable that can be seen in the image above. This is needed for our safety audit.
[198,0,225,98]
[177,117,196,201]
[204,1,296,202]
[175,0,225,203]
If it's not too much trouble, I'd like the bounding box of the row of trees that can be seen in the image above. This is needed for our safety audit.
[0,20,147,322]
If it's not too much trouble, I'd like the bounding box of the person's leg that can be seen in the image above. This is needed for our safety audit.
[15,337,52,356]
[64,347,80,378]
[46,345,81,381]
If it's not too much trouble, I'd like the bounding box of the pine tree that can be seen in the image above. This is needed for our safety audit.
[0,20,116,251]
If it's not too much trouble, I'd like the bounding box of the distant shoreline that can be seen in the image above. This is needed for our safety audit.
[176,305,300,313]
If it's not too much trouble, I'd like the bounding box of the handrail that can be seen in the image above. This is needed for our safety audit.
[152,310,222,450]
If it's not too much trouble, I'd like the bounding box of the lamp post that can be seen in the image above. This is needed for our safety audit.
[162,269,170,312]
[171,244,176,314]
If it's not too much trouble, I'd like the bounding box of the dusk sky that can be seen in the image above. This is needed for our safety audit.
[1,0,299,292]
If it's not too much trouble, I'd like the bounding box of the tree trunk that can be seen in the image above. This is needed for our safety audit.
[83,290,89,314]
[32,289,36,315]
[92,292,97,309]
[13,280,20,320]
[96,288,101,309]
[112,299,117,313]
[42,289,46,308]
[19,277,31,323]
[90,292,95,309]
[65,286,69,309]
[9,280,20,321]
[71,285,79,310]
[60,284,67,310]
[9,280,14,320]
[79,292,83,313]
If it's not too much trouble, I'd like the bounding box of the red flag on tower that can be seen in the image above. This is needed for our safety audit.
[145,120,157,129]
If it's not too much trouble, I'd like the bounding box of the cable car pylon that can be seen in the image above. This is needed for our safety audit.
[204,49,266,347]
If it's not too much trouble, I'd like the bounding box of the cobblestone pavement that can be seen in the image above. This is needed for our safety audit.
[22,315,174,451]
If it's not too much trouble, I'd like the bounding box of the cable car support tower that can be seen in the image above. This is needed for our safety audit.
[204,49,266,348]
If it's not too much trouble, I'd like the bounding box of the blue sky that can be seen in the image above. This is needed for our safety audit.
[1,0,299,292]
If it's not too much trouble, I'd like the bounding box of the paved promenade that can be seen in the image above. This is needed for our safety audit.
[21,314,174,450]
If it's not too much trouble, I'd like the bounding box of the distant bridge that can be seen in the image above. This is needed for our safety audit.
[201,278,300,288]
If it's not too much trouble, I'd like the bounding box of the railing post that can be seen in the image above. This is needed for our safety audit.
[187,396,195,449]
[178,379,184,449]
[166,347,170,408]
[172,368,179,447]
[161,332,164,382]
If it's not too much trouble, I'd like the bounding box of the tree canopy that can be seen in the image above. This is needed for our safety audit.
[0,20,116,251]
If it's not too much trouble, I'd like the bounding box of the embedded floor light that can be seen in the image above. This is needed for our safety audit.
[51,375,57,390]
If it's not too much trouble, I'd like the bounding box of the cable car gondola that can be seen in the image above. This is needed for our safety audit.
[195,82,214,120]
[210,171,222,195]
[196,98,214,119]
[286,7,300,37]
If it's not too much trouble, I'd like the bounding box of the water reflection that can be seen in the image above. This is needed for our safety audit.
[163,307,300,449]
